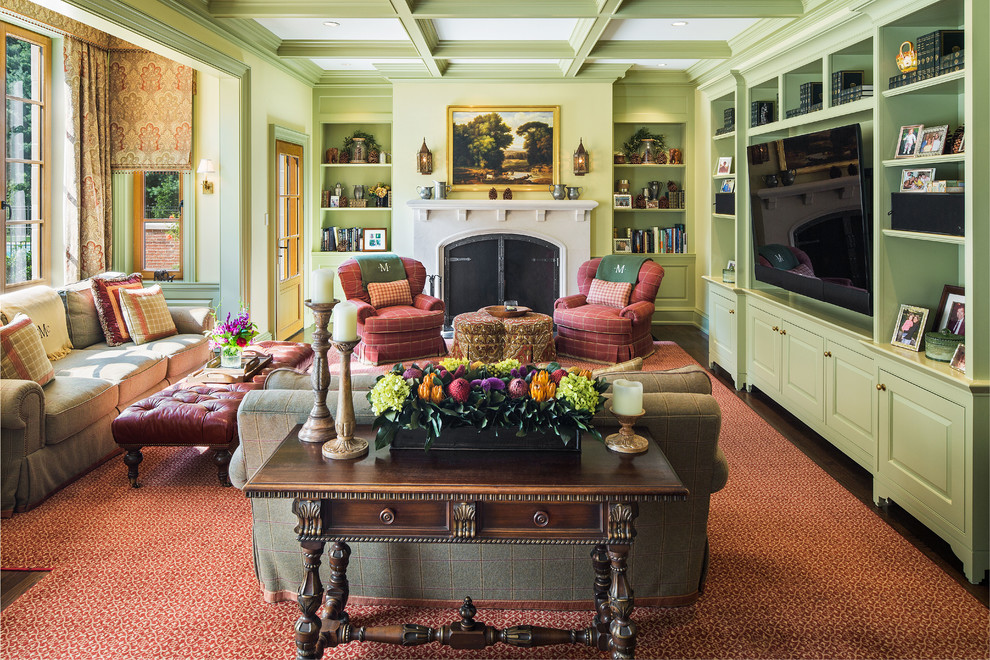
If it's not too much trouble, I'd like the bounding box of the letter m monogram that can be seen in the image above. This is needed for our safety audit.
[614,264,625,274]
[378,263,390,272]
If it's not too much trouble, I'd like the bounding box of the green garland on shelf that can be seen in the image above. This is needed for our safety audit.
[342,130,381,153]
[622,127,666,157]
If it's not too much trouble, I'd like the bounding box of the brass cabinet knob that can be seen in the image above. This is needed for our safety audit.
[876,384,887,391]
[533,511,550,527]
[379,507,396,525]
[824,351,832,357]
[729,309,735,314]
[771,325,779,332]
[780,329,787,335]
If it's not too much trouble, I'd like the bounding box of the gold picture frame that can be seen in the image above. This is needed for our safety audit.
[447,105,560,191]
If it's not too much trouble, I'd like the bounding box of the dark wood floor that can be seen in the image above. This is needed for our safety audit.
[656,325,989,606]
[3,326,986,610]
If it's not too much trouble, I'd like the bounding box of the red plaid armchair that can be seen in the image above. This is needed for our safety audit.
[337,257,448,365]
[553,258,664,363]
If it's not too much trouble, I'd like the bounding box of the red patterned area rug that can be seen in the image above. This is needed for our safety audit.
[1,342,987,659]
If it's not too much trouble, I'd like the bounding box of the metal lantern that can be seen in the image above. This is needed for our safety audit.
[417,138,433,175]
[573,138,588,176]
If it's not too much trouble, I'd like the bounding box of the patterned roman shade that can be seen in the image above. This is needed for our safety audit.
[108,50,193,170]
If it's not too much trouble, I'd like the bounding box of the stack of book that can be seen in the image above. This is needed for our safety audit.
[785,81,823,119]
[750,100,776,127]
[617,226,688,254]
[889,29,964,89]
[321,227,363,252]
[830,70,872,105]
[715,108,735,136]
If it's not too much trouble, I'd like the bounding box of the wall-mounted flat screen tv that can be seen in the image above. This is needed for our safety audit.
[747,123,873,316]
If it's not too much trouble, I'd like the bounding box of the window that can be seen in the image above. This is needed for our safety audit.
[2,23,51,292]
[133,170,183,280]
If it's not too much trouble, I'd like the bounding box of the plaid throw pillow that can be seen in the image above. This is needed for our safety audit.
[91,273,143,346]
[119,285,178,345]
[368,278,413,309]
[1,313,55,386]
[586,278,633,309]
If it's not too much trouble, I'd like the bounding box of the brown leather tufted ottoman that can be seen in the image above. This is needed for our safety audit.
[111,341,313,487]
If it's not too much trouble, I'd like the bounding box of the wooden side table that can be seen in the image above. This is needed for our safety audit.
[245,426,687,660]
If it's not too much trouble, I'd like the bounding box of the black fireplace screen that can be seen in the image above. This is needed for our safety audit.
[442,234,560,328]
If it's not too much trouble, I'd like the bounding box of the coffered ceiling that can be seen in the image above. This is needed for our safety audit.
[199,0,812,82]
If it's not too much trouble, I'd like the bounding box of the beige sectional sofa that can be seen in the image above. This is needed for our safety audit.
[232,365,727,608]
[0,278,213,515]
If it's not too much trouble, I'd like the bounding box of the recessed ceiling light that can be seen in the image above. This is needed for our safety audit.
[671,21,688,27]
[323,21,340,27]
[657,63,667,67]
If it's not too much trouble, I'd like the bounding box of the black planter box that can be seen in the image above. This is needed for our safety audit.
[715,192,735,215]
[890,192,964,236]
[391,425,581,452]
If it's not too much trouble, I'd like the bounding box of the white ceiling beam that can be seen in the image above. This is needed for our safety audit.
[561,0,623,77]
[409,0,602,18]
[591,40,732,59]
[276,41,421,58]
[208,0,398,18]
[389,0,444,77]
[615,0,805,18]
[431,41,575,59]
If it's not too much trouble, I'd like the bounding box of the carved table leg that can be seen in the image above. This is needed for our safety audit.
[213,448,232,487]
[591,544,613,652]
[122,447,143,488]
[607,543,636,660]
[295,540,326,660]
[324,542,351,626]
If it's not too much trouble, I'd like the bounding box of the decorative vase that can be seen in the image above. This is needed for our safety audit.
[641,139,656,164]
[353,184,364,200]
[648,180,660,200]
[220,345,242,369]
[350,137,367,163]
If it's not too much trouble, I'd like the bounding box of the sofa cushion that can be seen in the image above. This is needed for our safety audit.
[53,347,167,405]
[362,307,444,334]
[0,285,73,360]
[368,279,413,309]
[120,285,178,345]
[43,376,118,445]
[91,273,143,346]
[586,278,633,309]
[58,279,105,349]
[1,314,55,386]
[554,305,633,335]
[131,334,210,381]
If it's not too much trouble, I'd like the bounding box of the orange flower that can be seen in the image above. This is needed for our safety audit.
[417,380,432,400]
[430,384,444,404]
[579,369,594,381]
[530,380,556,402]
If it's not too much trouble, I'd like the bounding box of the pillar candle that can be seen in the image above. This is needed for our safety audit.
[611,379,643,416]
[332,300,358,342]
[311,268,335,304]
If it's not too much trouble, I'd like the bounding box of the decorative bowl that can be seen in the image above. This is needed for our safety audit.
[484,305,531,318]
[923,331,963,362]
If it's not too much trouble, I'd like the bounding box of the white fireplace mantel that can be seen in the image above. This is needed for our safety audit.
[406,199,599,298]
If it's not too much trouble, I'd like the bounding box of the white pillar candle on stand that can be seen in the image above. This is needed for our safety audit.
[611,379,644,415]
[311,268,335,303]
[332,300,358,341]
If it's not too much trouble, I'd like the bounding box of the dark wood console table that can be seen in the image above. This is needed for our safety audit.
[244,425,688,660]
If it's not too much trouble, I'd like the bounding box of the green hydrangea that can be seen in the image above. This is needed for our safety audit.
[487,358,521,377]
[369,373,412,416]
[438,357,470,371]
[557,373,599,413]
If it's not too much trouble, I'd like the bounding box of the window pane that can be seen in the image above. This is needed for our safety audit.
[5,222,41,284]
[142,221,181,271]
[288,155,299,195]
[5,161,41,221]
[6,99,42,161]
[143,171,181,219]
[5,35,43,101]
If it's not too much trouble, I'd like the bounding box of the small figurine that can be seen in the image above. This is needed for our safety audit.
[503,188,512,200]
[153,269,174,282]
[668,148,682,164]
[489,186,498,200]
[326,147,339,164]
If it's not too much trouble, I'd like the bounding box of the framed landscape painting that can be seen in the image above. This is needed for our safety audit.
[447,105,559,190]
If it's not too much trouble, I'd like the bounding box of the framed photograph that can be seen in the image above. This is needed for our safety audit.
[613,193,632,209]
[890,304,929,351]
[715,156,732,175]
[726,260,736,271]
[447,105,559,191]
[720,178,735,193]
[933,284,965,335]
[895,124,924,158]
[917,124,949,156]
[613,238,632,254]
[362,228,388,252]
[899,167,935,192]
[949,343,966,372]
[329,195,340,208]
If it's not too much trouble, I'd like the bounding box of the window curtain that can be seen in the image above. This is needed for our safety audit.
[63,37,112,282]
[107,49,193,170]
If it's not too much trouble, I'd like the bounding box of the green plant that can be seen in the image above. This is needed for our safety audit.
[622,127,666,157]
[342,130,380,153]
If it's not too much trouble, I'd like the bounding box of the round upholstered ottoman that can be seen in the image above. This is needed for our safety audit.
[449,311,506,363]
[502,312,556,363]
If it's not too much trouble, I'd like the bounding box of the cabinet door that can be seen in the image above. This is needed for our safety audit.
[780,321,825,424]
[709,290,737,374]
[748,305,781,395]
[877,370,966,531]
[825,342,875,467]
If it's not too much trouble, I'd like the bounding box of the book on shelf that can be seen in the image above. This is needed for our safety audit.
[622,225,688,254]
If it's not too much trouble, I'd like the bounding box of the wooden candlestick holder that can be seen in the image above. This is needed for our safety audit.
[605,403,649,454]
[299,299,338,444]
[322,338,369,460]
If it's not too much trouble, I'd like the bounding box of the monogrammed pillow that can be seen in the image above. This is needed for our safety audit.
[1,313,55,386]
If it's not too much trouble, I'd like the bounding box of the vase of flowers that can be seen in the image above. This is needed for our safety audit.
[209,310,259,369]
[368,359,607,451]
[372,183,390,207]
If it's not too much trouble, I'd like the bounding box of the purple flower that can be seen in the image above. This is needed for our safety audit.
[481,377,505,392]
[470,379,483,388]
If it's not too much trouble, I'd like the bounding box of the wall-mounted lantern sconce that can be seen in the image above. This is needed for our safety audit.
[417,138,433,175]
[573,138,588,176]
[197,158,216,194]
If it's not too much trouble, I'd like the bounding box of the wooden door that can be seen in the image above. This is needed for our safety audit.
[274,140,304,340]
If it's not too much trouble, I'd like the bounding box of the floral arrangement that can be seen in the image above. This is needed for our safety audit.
[368,360,608,450]
[208,310,259,353]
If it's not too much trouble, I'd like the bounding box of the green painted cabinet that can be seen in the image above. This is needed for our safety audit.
[781,321,825,425]
[706,279,741,386]
[824,342,876,469]
[747,303,782,396]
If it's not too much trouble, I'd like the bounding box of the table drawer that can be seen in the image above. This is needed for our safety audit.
[328,500,449,536]
[477,502,605,539]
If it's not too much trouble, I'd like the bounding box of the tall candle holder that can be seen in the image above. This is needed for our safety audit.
[321,338,369,460]
[299,300,338,444]
[605,403,649,454]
